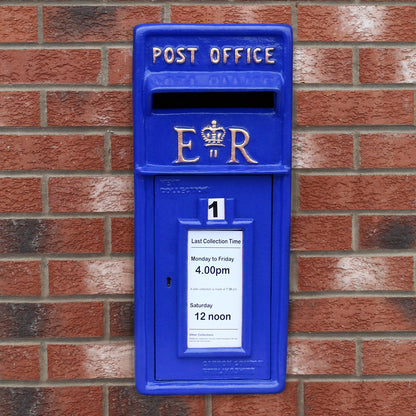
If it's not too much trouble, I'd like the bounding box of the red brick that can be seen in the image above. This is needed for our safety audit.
[0,135,103,171]
[43,6,161,42]
[359,215,416,250]
[0,6,37,43]
[360,48,416,83]
[212,382,297,416]
[298,6,415,42]
[110,302,134,337]
[0,387,102,416]
[48,343,133,379]
[363,340,416,375]
[293,134,353,169]
[109,386,205,416]
[0,218,104,254]
[112,217,134,253]
[300,175,416,211]
[294,48,353,84]
[291,216,352,251]
[289,297,416,333]
[287,339,355,375]
[0,345,39,380]
[361,133,416,169]
[0,178,41,213]
[47,91,132,127]
[304,382,416,416]
[171,5,292,24]
[0,261,41,296]
[109,48,132,85]
[49,259,133,296]
[0,50,101,84]
[297,90,414,126]
[0,302,103,338]
[111,135,133,170]
[49,176,134,213]
[298,256,414,292]
[0,92,40,127]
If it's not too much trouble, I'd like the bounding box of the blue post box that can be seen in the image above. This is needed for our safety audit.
[133,24,292,395]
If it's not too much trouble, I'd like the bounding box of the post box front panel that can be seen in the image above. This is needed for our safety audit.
[154,175,272,381]
[133,24,292,395]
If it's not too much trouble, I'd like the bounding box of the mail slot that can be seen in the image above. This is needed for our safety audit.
[133,24,292,395]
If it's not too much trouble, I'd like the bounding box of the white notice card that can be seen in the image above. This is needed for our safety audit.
[187,229,243,349]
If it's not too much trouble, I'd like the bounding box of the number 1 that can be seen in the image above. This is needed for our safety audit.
[208,200,218,218]
[207,198,225,220]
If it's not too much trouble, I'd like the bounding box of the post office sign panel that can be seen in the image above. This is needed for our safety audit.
[133,24,292,175]
[134,24,292,395]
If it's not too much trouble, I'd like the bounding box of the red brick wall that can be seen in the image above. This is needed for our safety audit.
[0,2,415,416]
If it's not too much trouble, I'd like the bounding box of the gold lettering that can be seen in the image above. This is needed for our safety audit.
[176,47,186,64]
[247,48,251,64]
[210,48,220,64]
[153,47,162,64]
[234,48,244,64]
[227,128,258,164]
[253,48,262,63]
[174,128,200,163]
[265,48,275,64]
[223,47,232,64]
[164,47,175,64]
[187,47,198,64]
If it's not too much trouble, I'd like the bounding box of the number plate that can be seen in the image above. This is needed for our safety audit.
[208,198,225,220]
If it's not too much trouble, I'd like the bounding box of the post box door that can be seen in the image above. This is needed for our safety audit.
[154,174,272,381]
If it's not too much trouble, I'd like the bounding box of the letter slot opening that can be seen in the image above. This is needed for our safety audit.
[152,91,275,110]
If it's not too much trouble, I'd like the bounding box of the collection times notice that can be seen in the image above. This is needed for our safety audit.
[187,230,243,349]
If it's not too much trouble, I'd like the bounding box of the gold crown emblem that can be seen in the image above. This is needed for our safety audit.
[201,120,226,147]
